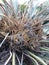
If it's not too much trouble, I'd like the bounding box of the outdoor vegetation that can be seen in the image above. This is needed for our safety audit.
[0,0,49,65]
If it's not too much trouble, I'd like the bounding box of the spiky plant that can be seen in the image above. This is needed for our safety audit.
[0,0,49,65]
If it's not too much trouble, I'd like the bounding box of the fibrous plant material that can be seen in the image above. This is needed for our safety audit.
[0,0,49,65]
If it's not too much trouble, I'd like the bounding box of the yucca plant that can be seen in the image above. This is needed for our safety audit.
[0,0,49,65]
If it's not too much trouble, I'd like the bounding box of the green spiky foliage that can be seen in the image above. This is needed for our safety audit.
[20,4,26,13]
[0,0,49,65]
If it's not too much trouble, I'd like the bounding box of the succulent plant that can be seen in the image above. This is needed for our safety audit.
[0,0,49,65]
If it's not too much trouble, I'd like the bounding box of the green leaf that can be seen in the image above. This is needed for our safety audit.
[25,51,47,65]
[12,52,15,65]
[24,53,39,65]
[39,40,49,43]
[40,47,49,52]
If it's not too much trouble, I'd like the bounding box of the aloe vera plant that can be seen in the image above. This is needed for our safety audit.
[0,0,49,65]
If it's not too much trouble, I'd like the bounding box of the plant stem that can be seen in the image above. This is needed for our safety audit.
[12,52,15,65]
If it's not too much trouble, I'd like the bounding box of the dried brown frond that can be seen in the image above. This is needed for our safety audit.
[0,0,48,53]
